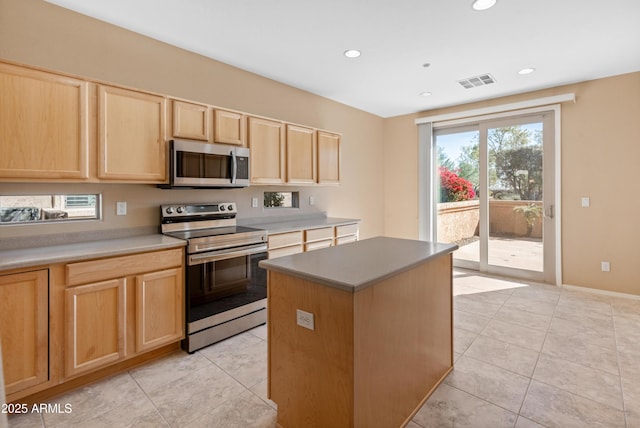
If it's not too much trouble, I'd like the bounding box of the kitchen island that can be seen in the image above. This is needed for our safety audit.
[259,236,457,428]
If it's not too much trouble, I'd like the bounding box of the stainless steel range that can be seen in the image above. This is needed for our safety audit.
[160,202,267,353]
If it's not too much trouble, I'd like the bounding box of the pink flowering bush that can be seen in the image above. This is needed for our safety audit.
[439,167,476,202]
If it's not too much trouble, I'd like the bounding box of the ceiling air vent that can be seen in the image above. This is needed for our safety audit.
[457,73,496,89]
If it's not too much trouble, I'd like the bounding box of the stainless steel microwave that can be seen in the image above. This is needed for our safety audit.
[162,139,250,188]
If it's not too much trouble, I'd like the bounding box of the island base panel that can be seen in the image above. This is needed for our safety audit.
[267,254,453,428]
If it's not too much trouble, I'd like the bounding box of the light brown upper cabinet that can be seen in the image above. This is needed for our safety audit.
[0,61,342,185]
[170,101,245,146]
[317,131,341,185]
[98,85,166,182]
[286,124,317,185]
[0,269,49,395]
[171,100,210,142]
[0,63,89,180]
[214,109,245,146]
[248,116,285,184]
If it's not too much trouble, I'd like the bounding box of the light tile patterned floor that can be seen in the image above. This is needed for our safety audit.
[8,271,640,428]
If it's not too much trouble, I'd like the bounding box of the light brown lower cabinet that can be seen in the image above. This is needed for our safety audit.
[0,269,49,395]
[304,227,334,251]
[268,230,303,259]
[335,223,359,245]
[64,249,184,378]
[268,224,359,258]
[135,268,184,353]
[65,278,126,377]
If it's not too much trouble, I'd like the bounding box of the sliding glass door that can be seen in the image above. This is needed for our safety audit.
[434,126,480,267]
[434,112,556,282]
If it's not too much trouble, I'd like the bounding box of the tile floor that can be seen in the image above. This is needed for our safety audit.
[7,270,640,428]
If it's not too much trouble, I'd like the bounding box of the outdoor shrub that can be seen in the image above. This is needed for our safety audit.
[439,167,476,202]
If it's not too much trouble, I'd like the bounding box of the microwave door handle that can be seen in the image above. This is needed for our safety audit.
[231,150,237,184]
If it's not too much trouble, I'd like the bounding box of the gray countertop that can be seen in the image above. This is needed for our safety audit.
[0,234,186,271]
[0,215,358,272]
[242,216,359,234]
[259,236,457,292]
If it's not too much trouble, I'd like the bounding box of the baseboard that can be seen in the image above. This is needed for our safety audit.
[562,283,640,300]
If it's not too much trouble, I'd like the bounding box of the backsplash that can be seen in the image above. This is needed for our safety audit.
[0,182,334,243]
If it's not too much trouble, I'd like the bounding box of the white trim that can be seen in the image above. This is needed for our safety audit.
[433,105,556,129]
[417,123,432,241]
[553,107,562,286]
[562,283,640,301]
[415,93,575,125]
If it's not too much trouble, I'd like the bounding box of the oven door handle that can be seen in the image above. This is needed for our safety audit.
[188,244,268,265]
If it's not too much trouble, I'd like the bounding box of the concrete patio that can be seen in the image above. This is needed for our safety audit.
[454,236,543,272]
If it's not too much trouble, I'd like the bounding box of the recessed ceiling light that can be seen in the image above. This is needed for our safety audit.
[472,0,497,11]
[343,49,361,58]
[419,92,432,97]
[518,67,536,75]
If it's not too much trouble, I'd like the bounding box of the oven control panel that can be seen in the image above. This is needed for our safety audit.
[161,202,236,218]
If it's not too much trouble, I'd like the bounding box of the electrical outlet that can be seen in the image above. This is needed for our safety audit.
[581,197,590,207]
[296,309,315,330]
[116,201,127,216]
[601,261,610,272]
[252,197,259,208]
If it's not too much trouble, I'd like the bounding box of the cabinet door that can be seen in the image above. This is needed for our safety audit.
[172,100,210,141]
[0,63,89,180]
[65,278,125,377]
[248,117,285,184]
[135,268,184,353]
[214,109,245,146]
[98,85,166,182]
[317,131,341,185]
[0,270,48,395]
[287,124,316,184]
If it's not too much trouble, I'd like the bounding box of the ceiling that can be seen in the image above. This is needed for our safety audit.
[45,0,640,118]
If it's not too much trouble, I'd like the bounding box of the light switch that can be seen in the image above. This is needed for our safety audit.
[116,201,127,216]
[252,197,259,208]
[581,197,590,207]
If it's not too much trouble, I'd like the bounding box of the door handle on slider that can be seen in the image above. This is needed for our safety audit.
[545,204,554,219]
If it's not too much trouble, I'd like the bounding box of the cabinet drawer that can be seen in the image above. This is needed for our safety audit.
[66,248,183,286]
[335,223,358,237]
[269,245,304,259]
[305,227,334,242]
[305,240,333,252]
[268,231,303,249]
[335,235,358,245]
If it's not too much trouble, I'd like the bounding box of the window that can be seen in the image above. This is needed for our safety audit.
[0,194,102,224]
[264,192,299,208]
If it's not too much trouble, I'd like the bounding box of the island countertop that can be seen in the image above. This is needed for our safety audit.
[259,236,457,292]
